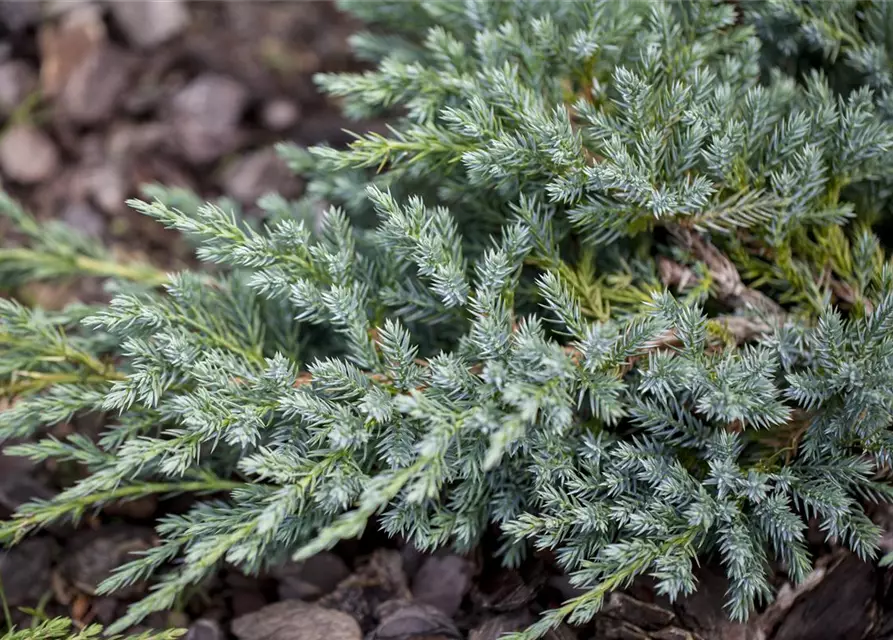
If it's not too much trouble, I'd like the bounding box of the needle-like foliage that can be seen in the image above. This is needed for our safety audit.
[3,1,893,636]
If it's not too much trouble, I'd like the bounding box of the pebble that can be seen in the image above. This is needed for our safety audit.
[470,612,535,640]
[85,163,128,215]
[0,537,57,607]
[61,525,155,598]
[110,0,190,49]
[187,619,225,640]
[411,555,474,617]
[0,60,37,115]
[369,600,462,640]
[38,3,106,98]
[221,148,295,205]
[275,552,351,601]
[261,98,301,132]
[317,549,411,630]
[0,452,55,518]
[0,0,40,31]
[603,593,676,631]
[171,73,248,164]
[60,201,105,238]
[59,45,133,125]
[43,0,96,19]
[0,125,61,184]
[232,601,362,640]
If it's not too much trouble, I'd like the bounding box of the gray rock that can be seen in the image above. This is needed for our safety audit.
[652,629,702,640]
[221,148,294,205]
[171,73,248,164]
[603,593,675,631]
[59,45,133,125]
[61,201,104,238]
[43,0,97,20]
[38,4,106,98]
[0,60,37,115]
[772,554,875,640]
[90,596,120,625]
[231,588,267,618]
[107,122,171,160]
[109,0,190,49]
[471,567,541,612]
[318,549,411,630]
[85,163,127,215]
[0,1,40,31]
[232,601,362,640]
[0,537,57,607]
[546,574,586,602]
[262,98,300,132]
[411,555,474,617]
[274,552,351,601]
[0,452,54,517]
[62,526,155,597]
[0,125,60,184]
[187,619,225,640]
[470,612,535,640]
[674,566,751,640]
[369,601,461,640]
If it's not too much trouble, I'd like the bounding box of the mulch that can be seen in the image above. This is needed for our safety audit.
[0,3,892,639]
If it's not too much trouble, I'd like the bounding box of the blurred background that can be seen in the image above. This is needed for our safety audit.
[0,0,384,309]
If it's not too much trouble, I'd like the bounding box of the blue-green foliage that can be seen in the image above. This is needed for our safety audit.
[2,1,893,636]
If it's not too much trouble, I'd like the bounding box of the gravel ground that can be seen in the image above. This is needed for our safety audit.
[1,3,893,639]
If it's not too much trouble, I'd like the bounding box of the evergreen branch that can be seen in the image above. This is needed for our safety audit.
[0,478,244,543]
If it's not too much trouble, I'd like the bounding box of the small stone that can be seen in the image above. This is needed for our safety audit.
[232,601,362,640]
[109,0,190,49]
[772,554,875,640]
[0,60,37,115]
[0,452,55,517]
[591,618,650,640]
[398,544,426,581]
[546,574,586,602]
[59,45,133,125]
[652,629,701,640]
[91,597,120,625]
[261,98,300,132]
[275,552,351,601]
[85,163,127,215]
[188,619,224,640]
[603,593,676,631]
[107,123,171,160]
[0,537,57,607]
[0,1,40,31]
[43,0,96,19]
[411,555,474,617]
[60,201,104,238]
[0,125,60,184]
[369,601,461,640]
[470,612,535,640]
[38,4,106,98]
[62,526,155,597]
[171,73,248,164]
[221,148,294,205]
[472,567,542,612]
[674,566,751,640]
[231,588,268,618]
[318,549,411,630]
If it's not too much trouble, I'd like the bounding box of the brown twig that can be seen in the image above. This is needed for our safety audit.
[665,225,785,317]
[291,313,773,390]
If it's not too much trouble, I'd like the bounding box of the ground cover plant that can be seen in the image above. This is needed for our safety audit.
[3,0,893,636]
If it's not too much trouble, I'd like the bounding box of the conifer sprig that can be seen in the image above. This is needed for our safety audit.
[2,1,893,636]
